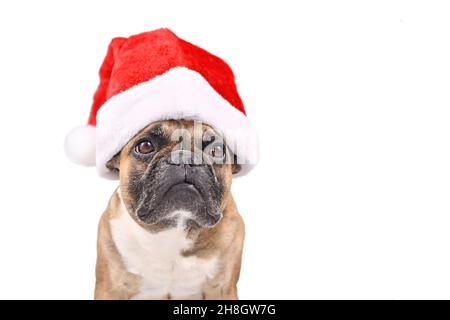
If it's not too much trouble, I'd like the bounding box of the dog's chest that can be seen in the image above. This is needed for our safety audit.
[109,209,218,299]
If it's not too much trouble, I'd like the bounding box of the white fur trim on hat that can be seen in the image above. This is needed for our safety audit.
[64,125,96,166]
[96,67,259,180]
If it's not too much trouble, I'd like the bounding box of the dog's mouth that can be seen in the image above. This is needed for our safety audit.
[163,181,203,199]
[131,159,224,229]
[135,179,221,228]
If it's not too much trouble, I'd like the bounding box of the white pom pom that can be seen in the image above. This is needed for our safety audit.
[64,125,96,166]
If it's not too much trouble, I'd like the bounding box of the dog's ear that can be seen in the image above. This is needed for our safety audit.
[231,154,241,175]
[106,152,121,172]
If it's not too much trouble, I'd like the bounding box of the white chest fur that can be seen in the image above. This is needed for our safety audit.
[109,198,218,299]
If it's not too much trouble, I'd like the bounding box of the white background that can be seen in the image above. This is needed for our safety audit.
[0,0,449,299]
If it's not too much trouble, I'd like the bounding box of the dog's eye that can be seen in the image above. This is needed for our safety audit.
[135,141,153,155]
[209,144,225,159]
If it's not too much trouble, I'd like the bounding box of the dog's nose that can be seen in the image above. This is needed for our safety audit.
[167,150,202,166]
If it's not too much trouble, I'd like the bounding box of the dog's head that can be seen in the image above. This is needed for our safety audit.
[107,120,240,230]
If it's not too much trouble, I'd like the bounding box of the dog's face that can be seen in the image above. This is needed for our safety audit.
[107,120,240,231]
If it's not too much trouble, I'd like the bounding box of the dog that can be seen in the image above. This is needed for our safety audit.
[94,120,245,300]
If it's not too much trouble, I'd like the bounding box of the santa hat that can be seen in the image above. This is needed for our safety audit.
[64,28,258,179]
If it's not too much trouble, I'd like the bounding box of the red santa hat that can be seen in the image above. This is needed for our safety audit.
[64,28,258,179]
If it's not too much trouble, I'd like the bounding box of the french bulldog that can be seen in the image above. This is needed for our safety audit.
[94,120,245,300]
